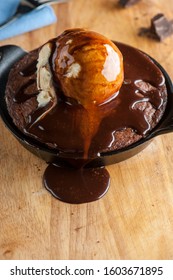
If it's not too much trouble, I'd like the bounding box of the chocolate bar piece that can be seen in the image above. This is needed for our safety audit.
[119,0,141,7]
[139,14,173,41]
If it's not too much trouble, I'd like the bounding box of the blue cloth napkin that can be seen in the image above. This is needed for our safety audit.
[0,1,57,41]
[0,0,20,25]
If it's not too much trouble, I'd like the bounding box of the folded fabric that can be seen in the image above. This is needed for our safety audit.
[0,0,20,26]
[0,5,57,41]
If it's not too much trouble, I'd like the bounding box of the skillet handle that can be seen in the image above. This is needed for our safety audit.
[0,45,27,118]
[0,45,26,80]
[148,77,173,138]
[150,116,173,138]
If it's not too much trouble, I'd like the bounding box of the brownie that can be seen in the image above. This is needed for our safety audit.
[5,40,167,157]
[6,49,39,131]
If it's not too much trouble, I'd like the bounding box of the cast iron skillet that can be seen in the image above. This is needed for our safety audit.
[0,45,173,167]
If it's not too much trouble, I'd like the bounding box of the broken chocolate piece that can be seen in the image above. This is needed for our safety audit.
[139,13,173,41]
[119,0,141,7]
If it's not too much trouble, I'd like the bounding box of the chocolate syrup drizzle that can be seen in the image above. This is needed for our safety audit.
[13,42,165,203]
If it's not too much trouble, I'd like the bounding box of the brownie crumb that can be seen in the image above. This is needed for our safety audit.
[139,13,173,41]
[119,0,141,7]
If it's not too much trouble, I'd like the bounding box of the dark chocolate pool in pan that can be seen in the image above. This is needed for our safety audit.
[0,44,173,203]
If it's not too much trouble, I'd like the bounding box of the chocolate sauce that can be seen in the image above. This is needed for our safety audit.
[22,42,165,157]
[43,164,110,203]
[10,41,166,203]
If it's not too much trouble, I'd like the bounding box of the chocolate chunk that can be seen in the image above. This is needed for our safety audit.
[139,14,173,41]
[119,0,141,7]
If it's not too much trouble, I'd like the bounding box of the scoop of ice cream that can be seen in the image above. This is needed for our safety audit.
[52,28,124,107]
[36,42,56,108]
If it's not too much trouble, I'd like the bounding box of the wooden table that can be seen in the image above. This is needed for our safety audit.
[1,0,173,260]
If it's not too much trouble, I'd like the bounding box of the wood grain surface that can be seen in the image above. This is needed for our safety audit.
[1,0,173,260]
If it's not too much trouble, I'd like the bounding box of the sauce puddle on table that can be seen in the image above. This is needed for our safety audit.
[43,164,110,204]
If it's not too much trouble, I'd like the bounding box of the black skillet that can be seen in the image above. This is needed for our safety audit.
[0,44,173,167]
